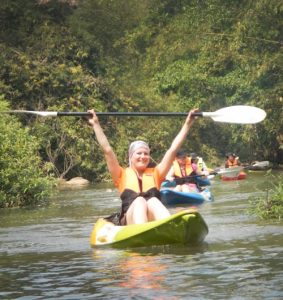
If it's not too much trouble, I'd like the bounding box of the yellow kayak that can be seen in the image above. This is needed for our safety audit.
[90,209,208,248]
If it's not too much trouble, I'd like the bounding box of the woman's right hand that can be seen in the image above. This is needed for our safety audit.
[87,109,99,126]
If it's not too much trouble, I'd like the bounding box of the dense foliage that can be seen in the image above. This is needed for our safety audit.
[0,0,282,206]
[0,99,55,207]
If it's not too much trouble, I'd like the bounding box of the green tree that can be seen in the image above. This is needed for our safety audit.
[0,0,282,193]
[0,0,120,179]
[0,98,55,207]
[106,0,282,163]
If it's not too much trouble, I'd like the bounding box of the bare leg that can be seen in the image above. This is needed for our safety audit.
[126,196,148,224]
[147,197,170,221]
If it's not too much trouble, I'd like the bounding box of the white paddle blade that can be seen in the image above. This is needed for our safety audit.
[202,105,266,124]
[11,110,58,117]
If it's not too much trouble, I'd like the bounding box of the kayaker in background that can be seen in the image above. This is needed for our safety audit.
[87,108,198,225]
[225,153,241,168]
[165,151,204,193]
[190,153,211,176]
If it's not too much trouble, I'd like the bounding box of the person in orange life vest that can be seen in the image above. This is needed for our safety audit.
[225,153,241,168]
[87,109,199,225]
[166,151,203,193]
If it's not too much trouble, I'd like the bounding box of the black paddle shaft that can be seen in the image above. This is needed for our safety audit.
[57,112,203,117]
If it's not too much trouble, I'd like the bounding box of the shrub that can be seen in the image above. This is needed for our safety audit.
[248,175,283,220]
[0,99,55,208]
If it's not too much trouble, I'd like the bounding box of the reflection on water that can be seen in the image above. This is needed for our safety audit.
[95,251,167,293]
[0,172,282,299]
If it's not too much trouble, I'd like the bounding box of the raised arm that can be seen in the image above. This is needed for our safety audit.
[157,109,198,179]
[87,109,121,182]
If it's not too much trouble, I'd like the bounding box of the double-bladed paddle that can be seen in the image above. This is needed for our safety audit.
[165,161,270,185]
[1,105,266,124]
[215,161,270,174]
[164,168,240,186]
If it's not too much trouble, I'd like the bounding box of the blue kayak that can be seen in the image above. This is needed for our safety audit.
[160,188,213,206]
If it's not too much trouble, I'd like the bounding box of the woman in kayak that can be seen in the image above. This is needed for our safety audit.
[225,153,241,168]
[165,151,204,192]
[87,109,198,225]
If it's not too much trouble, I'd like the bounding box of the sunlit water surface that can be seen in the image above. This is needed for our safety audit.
[0,172,282,299]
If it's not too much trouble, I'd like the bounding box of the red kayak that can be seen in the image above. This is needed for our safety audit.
[221,171,247,181]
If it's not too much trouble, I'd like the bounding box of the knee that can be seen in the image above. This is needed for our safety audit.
[126,196,148,225]
[147,197,170,220]
[132,196,147,208]
[147,197,162,206]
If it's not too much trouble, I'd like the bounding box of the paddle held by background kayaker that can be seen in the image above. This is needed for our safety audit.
[87,108,198,225]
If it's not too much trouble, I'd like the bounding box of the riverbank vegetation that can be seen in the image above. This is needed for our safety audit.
[0,0,282,207]
[249,175,283,220]
[0,100,55,208]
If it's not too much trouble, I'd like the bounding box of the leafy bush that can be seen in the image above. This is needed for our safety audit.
[248,175,283,220]
[0,99,55,208]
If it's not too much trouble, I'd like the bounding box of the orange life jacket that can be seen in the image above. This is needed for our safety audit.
[116,167,162,194]
[172,158,193,177]
[226,158,239,167]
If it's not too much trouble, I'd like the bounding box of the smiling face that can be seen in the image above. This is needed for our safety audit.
[130,147,150,172]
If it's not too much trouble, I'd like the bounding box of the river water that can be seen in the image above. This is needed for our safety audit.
[0,171,282,299]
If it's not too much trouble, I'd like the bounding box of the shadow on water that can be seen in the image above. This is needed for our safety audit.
[0,171,282,299]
